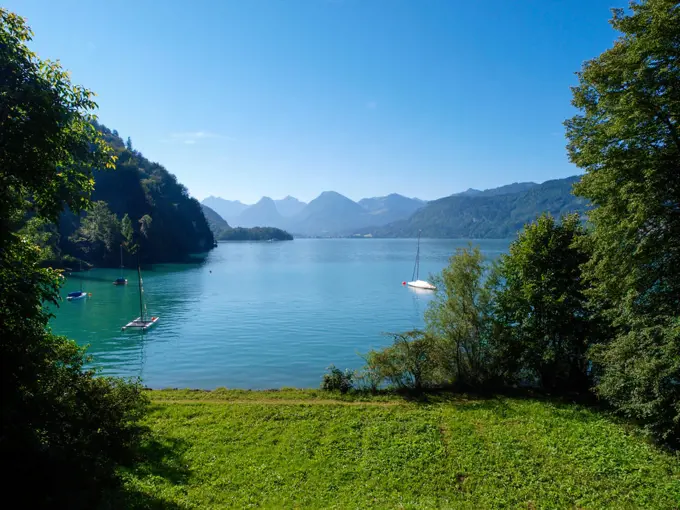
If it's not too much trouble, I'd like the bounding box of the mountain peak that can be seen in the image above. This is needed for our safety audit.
[275,196,306,217]
[236,196,283,228]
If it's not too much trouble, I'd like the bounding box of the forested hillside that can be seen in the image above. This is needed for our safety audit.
[201,205,292,241]
[217,227,294,241]
[365,176,587,238]
[201,204,230,232]
[55,123,214,266]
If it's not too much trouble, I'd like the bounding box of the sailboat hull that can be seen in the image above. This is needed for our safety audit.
[122,316,159,331]
[407,280,436,290]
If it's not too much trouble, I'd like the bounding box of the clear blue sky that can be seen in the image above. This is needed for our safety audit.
[8,0,619,203]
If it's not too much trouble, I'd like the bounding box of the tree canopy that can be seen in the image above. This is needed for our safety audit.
[566,0,680,444]
[1,10,148,508]
[55,123,215,267]
[0,10,114,243]
[491,214,597,392]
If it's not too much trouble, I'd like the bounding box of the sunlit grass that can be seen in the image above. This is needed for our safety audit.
[108,390,680,509]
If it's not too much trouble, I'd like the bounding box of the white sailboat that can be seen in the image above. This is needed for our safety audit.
[406,231,436,291]
[122,261,159,331]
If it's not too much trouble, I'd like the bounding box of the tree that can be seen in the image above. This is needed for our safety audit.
[0,10,148,507]
[139,213,152,238]
[126,136,133,151]
[565,0,680,445]
[19,216,61,262]
[491,214,596,392]
[425,245,495,388]
[121,213,134,247]
[0,11,114,247]
[71,201,121,261]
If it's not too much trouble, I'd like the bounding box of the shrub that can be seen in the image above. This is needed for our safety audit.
[354,366,383,393]
[321,365,354,393]
[364,331,438,391]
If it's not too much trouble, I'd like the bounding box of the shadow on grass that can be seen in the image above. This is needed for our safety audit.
[100,436,190,510]
[346,384,606,418]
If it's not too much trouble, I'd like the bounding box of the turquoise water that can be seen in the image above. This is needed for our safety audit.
[51,239,509,389]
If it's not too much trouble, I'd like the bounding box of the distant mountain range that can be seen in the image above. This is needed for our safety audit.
[454,182,539,197]
[275,196,307,217]
[363,176,587,238]
[200,176,587,238]
[201,197,250,225]
[237,197,284,228]
[200,192,426,235]
[202,195,308,226]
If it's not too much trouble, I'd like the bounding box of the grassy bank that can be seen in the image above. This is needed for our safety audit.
[109,389,679,509]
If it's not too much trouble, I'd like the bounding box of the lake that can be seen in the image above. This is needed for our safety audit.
[51,239,510,389]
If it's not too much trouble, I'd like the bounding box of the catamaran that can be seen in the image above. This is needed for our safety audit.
[122,262,159,331]
[113,244,127,285]
[405,230,436,291]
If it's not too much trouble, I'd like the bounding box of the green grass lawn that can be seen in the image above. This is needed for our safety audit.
[109,389,680,509]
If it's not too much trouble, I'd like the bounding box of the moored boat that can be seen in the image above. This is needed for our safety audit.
[67,290,89,301]
[121,259,159,331]
[113,245,128,285]
[404,230,436,291]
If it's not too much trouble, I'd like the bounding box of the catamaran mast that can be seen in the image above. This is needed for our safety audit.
[137,255,144,322]
[412,230,421,281]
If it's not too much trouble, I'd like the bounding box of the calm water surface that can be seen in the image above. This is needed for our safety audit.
[51,239,509,389]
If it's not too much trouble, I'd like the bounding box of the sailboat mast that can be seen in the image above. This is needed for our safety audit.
[137,256,144,322]
[412,230,421,281]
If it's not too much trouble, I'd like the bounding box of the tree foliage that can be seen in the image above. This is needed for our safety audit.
[54,124,214,266]
[0,10,148,507]
[121,213,134,248]
[71,201,122,261]
[217,226,294,241]
[566,0,680,444]
[491,214,597,391]
[363,331,439,391]
[425,245,495,388]
[0,10,114,244]
[321,365,354,393]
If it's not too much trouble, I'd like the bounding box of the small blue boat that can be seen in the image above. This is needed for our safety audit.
[113,245,128,285]
[67,260,89,300]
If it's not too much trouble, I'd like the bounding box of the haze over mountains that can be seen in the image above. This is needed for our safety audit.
[202,192,426,235]
[201,176,587,238]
